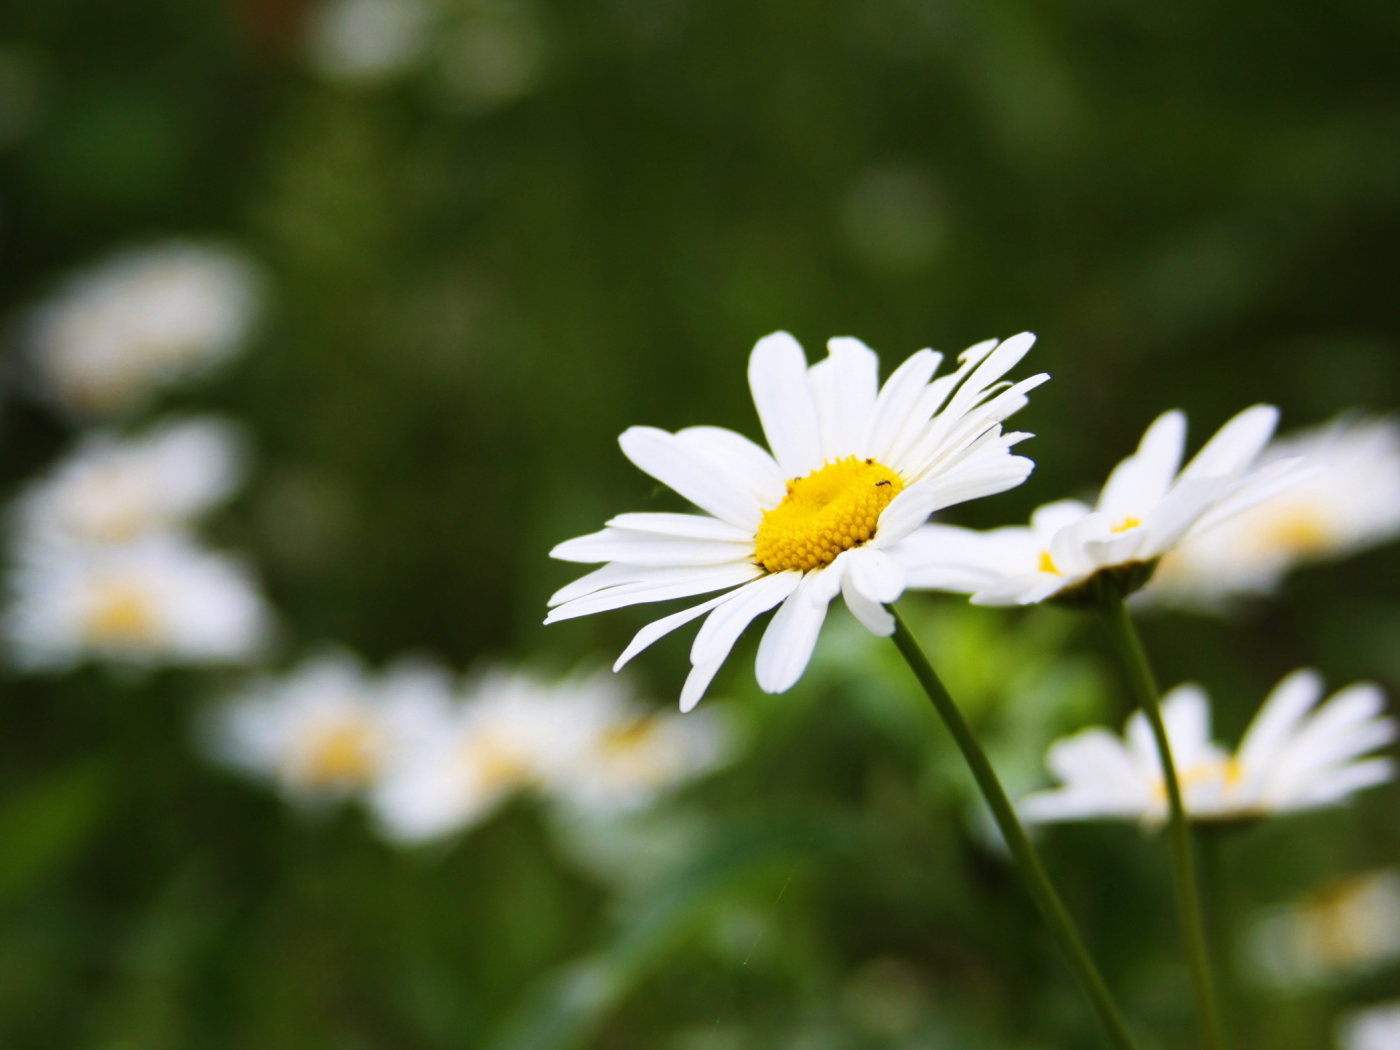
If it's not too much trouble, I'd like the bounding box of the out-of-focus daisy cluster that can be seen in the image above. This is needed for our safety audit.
[203,653,736,846]
[5,242,269,671]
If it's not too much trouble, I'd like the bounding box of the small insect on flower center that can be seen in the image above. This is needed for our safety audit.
[754,456,904,574]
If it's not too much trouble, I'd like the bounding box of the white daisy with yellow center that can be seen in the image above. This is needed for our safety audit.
[547,331,1048,710]
[27,242,261,417]
[900,406,1310,606]
[1250,871,1400,989]
[206,651,454,803]
[1018,670,1395,826]
[16,417,245,546]
[4,533,269,670]
[1141,416,1400,611]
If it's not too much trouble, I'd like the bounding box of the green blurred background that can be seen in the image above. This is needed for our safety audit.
[0,0,1398,1046]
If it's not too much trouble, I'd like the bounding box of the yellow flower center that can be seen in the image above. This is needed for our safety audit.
[85,582,161,644]
[1112,516,1142,533]
[754,457,904,573]
[466,733,532,793]
[1038,551,1060,574]
[1258,508,1332,558]
[301,722,378,788]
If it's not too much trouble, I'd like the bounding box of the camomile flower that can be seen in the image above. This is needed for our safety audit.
[3,532,269,671]
[1019,670,1395,826]
[204,650,454,804]
[901,406,1309,606]
[1340,1001,1400,1050]
[15,417,245,546]
[1140,417,1400,611]
[370,669,609,844]
[26,242,261,416]
[547,331,1048,710]
[1248,871,1400,989]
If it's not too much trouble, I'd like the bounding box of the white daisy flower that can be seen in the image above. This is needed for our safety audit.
[15,417,245,546]
[900,406,1309,606]
[1140,417,1400,611]
[205,651,455,804]
[370,669,606,844]
[1020,670,1395,825]
[3,532,270,671]
[547,331,1048,710]
[26,242,261,416]
[1340,1001,1400,1050]
[1248,871,1400,989]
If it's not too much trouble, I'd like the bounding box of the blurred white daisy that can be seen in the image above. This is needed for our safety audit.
[205,650,454,804]
[1248,871,1400,989]
[1340,1000,1400,1050]
[307,0,432,83]
[27,242,261,416]
[1140,417,1400,611]
[901,406,1308,606]
[547,331,1047,710]
[4,533,269,671]
[1019,670,1395,826]
[15,417,245,546]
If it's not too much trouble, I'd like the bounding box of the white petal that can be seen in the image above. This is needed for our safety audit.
[1160,684,1216,769]
[550,527,753,566]
[605,512,752,543]
[894,524,1039,592]
[843,547,906,604]
[841,573,894,635]
[1235,669,1324,774]
[675,426,787,509]
[1180,404,1279,480]
[748,332,822,479]
[681,571,803,711]
[1030,500,1093,547]
[1140,476,1232,556]
[545,563,762,623]
[1097,410,1186,523]
[754,569,841,693]
[809,337,879,460]
[612,592,734,671]
[619,426,764,529]
[867,349,942,464]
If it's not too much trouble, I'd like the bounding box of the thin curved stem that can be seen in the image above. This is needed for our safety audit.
[890,607,1142,1050]
[1099,594,1228,1050]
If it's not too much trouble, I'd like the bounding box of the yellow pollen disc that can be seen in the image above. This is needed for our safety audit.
[303,724,377,787]
[86,582,160,644]
[1112,516,1142,533]
[1038,551,1059,574]
[468,735,531,792]
[602,716,659,755]
[1259,509,1332,557]
[754,457,904,573]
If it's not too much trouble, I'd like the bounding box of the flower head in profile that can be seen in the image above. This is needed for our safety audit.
[1340,1000,1400,1050]
[1020,670,1394,826]
[15,417,245,547]
[1140,416,1400,611]
[547,332,1047,710]
[205,651,453,803]
[26,242,261,416]
[3,533,270,671]
[1248,871,1400,989]
[901,406,1308,606]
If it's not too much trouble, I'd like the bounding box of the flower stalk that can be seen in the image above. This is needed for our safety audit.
[890,606,1141,1050]
[1099,594,1229,1050]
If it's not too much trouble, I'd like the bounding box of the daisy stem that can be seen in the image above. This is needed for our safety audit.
[1099,594,1229,1050]
[890,606,1141,1050]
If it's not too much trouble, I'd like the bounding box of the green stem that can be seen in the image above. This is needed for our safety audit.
[1099,594,1228,1050]
[890,607,1141,1050]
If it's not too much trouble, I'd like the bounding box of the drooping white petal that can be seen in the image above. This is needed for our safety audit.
[618,427,765,530]
[754,568,842,694]
[545,562,763,623]
[681,571,802,712]
[612,592,734,671]
[842,547,906,604]
[747,331,822,478]
[841,573,895,635]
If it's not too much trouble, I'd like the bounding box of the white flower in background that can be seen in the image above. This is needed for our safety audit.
[1020,670,1394,825]
[15,417,245,546]
[547,332,1047,710]
[205,651,454,803]
[370,670,603,843]
[307,0,432,83]
[1140,417,1400,610]
[901,407,1308,606]
[27,242,261,415]
[1340,1001,1400,1050]
[1248,871,1400,989]
[3,533,269,670]
[540,681,734,817]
